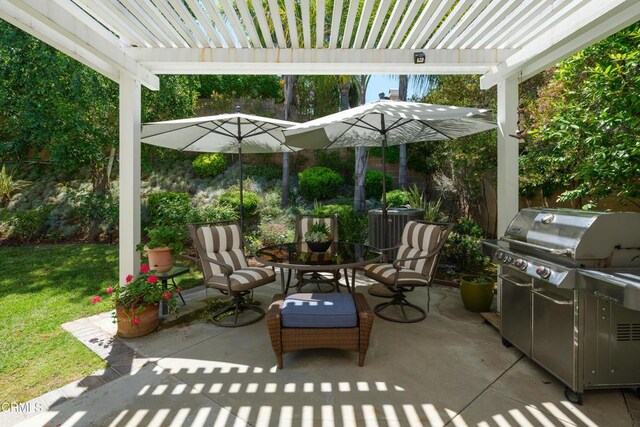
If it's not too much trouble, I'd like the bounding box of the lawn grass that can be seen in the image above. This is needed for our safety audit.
[0,243,202,403]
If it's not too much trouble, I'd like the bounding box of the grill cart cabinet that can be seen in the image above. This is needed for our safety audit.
[484,208,640,404]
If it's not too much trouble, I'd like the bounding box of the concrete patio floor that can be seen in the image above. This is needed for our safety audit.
[6,276,639,427]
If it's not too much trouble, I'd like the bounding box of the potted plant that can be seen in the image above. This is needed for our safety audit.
[138,225,184,272]
[304,222,333,252]
[91,264,178,338]
[459,275,496,312]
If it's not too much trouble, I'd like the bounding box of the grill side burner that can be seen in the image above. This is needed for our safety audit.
[483,208,640,404]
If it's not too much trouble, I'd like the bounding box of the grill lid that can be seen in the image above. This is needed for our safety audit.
[502,208,640,262]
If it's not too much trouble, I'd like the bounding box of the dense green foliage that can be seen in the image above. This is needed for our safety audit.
[192,153,228,178]
[369,146,400,163]
[315,150,355,183]
[187,204,239,224]
[311,204,368,244]
[298,167,343,200]
[218,190,260,218]
[522,23,640,209]
[442,217,490,273]
[65,189,118,238]
[245,162,282,180]
[8,205,53,242]
[146,192,191,227]
[198,75,281,100]
[364,170,394,199]
[385,189,410,207]
[0,21,199,192]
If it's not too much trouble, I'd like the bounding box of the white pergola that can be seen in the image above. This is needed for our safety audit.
[1,0,639,282]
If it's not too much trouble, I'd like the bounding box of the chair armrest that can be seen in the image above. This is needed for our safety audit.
[391,247,443,270]
[267,294,285,353]
[353,293,373,349]
[376,244,400,262]
[198,253,234,276]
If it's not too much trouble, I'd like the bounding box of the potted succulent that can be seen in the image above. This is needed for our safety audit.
[304,222,333,252]
[459,274,496,312]
[91,264,178,338]
[138,225,184,272]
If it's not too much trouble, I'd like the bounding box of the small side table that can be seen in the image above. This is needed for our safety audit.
[156,266,189,315]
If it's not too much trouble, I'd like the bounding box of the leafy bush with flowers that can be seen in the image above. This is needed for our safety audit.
[91,264,178,324]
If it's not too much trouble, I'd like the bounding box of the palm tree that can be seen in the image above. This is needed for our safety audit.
[281,74,296,206]
[352,75,371,213]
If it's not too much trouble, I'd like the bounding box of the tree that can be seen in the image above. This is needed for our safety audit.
[0,21,199,193]
[523,23,640,209]
[281,75,296,206]
[352,75,371,213]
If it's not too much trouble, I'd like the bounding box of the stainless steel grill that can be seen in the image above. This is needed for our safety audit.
[483,208,640,404]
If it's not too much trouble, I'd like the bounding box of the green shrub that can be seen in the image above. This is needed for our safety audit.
[147,192,191,227]
[442,217,489,273]
[245,163,282,180]
[10,205,54,242]
[369,146,400,163]
[385,189,409,207]
[257,221,293,247]
[298,167,343,200]
[315,150,354,182]
[259,190,285,220]
[311,204,368,244]
[66,189,118,235]
[364,170,393,200]
[218,190,260,218]
[187,204,239,224]
[192,153,228,178]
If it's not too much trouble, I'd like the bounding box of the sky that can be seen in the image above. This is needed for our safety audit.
[365,74,415,103]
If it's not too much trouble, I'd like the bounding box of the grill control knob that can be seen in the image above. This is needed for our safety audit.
[496,252,505,261]
[536,266,551,279]
[515,259,528,271]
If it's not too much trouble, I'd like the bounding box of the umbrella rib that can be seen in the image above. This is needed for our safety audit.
[323,116,384,150]
[417,120,455,140]
[141,123,202,139]
[179,130,216,151]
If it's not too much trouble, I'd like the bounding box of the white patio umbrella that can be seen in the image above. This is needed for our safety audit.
[141,108,298,230]
[284,99,496,246]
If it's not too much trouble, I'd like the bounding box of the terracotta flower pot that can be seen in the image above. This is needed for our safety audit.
[146,246,174,272]
[460,275,495,312]
[116,304,159,338]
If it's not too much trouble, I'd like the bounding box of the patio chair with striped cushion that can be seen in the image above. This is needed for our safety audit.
[189,221,275,327]
[363,221,453,323]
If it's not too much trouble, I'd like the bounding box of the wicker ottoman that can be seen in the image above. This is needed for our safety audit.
[266,293,373,368]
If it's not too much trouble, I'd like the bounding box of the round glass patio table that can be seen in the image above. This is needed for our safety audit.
[255,242,382,294]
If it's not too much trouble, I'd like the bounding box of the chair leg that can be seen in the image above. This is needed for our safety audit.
[210,291,264,327]
[374,289,427,323]
[358,352,366,367]
[277,354,284,369]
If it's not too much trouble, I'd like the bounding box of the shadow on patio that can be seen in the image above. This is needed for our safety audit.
[11,280,636,426]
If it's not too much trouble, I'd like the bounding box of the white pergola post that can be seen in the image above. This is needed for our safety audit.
[118,75,142,283]
[496,76,519,238]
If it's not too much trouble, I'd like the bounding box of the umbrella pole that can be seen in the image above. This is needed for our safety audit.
[239,145,244,232]
[381,133,388,249]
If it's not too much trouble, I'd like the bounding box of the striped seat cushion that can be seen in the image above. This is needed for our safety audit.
[207,267,276,292]
[396,221,443,277]
[296,216,338,242]
[196,224,248,278]
[363,263,429,286]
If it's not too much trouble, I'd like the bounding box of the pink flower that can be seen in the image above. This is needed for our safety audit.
[140,264,150,273]
[106,286,114,294]
[131,317,141,325]
[91,296,102,304]
[147,275,158,284]
[163,291,172,300]
[125,275,133,283]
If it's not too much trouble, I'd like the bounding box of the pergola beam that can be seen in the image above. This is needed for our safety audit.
[125,47,515,75]
[481,0,640,89]
[1,0,159,89]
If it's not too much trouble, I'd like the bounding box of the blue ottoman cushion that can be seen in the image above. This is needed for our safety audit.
[281,293,357,328]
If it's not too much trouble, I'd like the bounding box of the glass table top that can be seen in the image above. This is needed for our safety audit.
[255,242,382,270]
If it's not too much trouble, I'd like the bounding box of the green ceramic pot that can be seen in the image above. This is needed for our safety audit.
[460,275,495,312]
